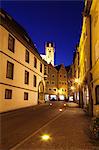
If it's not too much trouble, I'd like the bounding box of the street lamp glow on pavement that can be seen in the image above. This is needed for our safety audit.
[64,103,66,107]
[41,134,51,141]
[59,108,63,112]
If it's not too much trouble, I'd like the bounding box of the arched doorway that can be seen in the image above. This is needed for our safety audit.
[38,81,44,104]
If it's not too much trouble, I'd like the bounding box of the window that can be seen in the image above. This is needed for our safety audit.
[34,75,36,87]
[25,50,29,63]
[40,63,42,73]
[24,92,28,100]
[24,70,29,84]
[52,82,54,84]
[44,65,47,75]
[47,81,49,84]
[54,89,56,91]
[8,34,15,52]
[5,89,12,99]
[52,74,54,77]
[34,57,37,68]
[49,88,51,91]
[64,75,66,78]
[60,75,61,77]
[96,85,99,104]
[6,61,14,79]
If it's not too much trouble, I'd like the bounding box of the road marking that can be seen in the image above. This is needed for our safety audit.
[10,109,66,150]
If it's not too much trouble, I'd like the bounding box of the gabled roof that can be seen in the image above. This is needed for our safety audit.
[55,64,62,71]
[65,65,70,73]
[0,8,44,62]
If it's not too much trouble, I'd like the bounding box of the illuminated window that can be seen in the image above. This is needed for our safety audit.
[6,61,14,79]
[96,85,99,104]
[25,70,29,84]
[24,92,28,100]
[8,34,15,52]
[5,89,12,99]
[34,57,37,68]
[25,50,29,63]
[34,75,36,87]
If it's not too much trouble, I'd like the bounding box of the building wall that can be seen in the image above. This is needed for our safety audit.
[58,65,68,99]
[0,25,45,112]
[45,64,58,99]
[90,0,99,116]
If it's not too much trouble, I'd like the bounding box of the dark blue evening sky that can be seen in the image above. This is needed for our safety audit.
[1,0,84,66]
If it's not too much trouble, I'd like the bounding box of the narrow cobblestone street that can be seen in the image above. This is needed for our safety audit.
[12,105,99,150]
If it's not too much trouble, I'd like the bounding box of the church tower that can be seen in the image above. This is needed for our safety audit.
[45,42,55,66]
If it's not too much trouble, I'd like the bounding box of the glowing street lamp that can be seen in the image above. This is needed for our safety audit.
[74,78,81,85]
[71,86,75,90]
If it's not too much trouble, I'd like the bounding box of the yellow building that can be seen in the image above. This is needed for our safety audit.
[74,0,99,117]
[72,48,80,102]
[45,63,58,101]
[44,64,68,101]
[78,12,91,109]
[56,64,68,100]
[90,0,99,116]
[0,9,45,112]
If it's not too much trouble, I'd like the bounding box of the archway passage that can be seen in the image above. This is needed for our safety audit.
[38,81,44,104]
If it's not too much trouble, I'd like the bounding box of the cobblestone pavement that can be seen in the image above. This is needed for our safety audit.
[13,107,99,150]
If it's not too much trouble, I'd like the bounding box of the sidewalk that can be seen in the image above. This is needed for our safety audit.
[12,107,99,150]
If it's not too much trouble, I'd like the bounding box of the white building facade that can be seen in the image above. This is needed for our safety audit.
[0,9,45,112]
